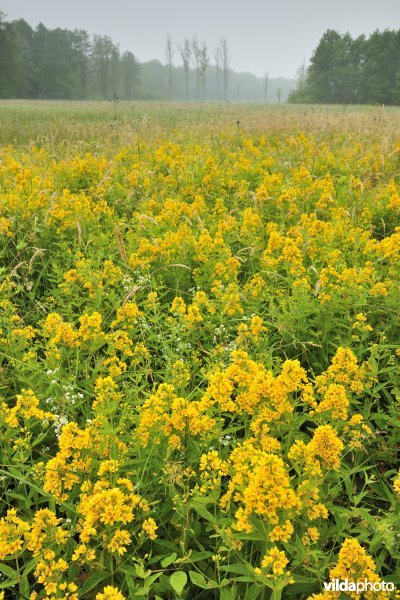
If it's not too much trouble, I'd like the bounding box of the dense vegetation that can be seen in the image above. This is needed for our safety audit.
[289,29,400,105]
[0,102,399,599]
[0,15,293,102]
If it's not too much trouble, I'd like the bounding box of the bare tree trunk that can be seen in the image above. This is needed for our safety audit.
[200,42,209,102]
[178,38,191,102]
[165,34,174,101]
[264,72,269,104]
[191,37,201,100]
[214,46,221,101]
[219,37,230,102]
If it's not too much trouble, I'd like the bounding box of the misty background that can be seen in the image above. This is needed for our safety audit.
[1,0,400,103]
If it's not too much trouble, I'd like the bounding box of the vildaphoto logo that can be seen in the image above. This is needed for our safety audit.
[323,578,395,594]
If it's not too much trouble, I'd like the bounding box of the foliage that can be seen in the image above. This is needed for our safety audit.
[0,15,294,103]
[289,28,400,105]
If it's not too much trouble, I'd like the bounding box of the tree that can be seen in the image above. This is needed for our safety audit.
[305,29,364,104]
[92,35,117,98]
[0,13,25,97]
[213,45,221,101]
[306,29,343,103]
[30,24,79,98]
[219,37,230,101]
[264,72,269,103]
[165,34,174,100]
[288,60,312,103]
[110,43,121,96]
[72,29,91,99]
[349,35,366,103]
[362,29,399,104]
[191,36,202,100]
[199,42,209,101]
[121,51,140,100]
[178,38,191,102]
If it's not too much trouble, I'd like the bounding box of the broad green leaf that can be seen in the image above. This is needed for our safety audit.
[189,570,208,589]
[170,571,187,596]
[161,552,177,568]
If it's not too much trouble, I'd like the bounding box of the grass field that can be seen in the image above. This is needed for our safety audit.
[0,101,399,599]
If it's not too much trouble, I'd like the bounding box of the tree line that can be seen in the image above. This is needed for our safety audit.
[0,14,294,102]
[289,29,400,105]
[0,14,140,100]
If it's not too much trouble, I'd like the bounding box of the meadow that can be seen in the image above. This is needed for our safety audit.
[0,101,399,599]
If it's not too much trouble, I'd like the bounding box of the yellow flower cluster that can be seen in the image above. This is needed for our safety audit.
[315,347,366,395]
[200,350,307,421]
[78,481,140,542]
[136,383,216,449]
[44,421,99,501]
[2,389,54,428]
[309,538,388,599]
[25,508,69,556]
[96,585,126,599]
[220,439,302,534]
[259,546,290,578]
[0,508,30,559]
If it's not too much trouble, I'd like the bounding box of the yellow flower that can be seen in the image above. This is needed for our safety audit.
[170,296,187,315]
[328,538,383,596]
[141,518,158,540]
[316,383,349,420]
[25,508,67,556]
[3,389,54,428]
[43,313,77,347]
[78,484,140,543]
[308,424,344,471]
[269,520,294,543]
[0,509,30,559]
[260,546,289,577]
[108,529,131,555]
[302,526,320,545]
[96,586,126,600]
[393,474,400,496]
[78,312,104,342]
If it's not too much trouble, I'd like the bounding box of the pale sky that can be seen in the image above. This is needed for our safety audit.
[2,0,400,78]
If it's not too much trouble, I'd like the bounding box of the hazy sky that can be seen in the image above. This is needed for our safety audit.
[2,0,400,78]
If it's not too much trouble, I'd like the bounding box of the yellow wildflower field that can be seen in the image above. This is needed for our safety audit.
[0,102,399,599]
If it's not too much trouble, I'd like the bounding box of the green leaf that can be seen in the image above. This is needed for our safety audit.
[134,563,152,579]
[161,552,177,568]
[19,575,30,599]
[125,574,136,594]
[189,570,208,589]
[79,571,109,595]
[241,584,262,600]
[0,562,20,589]
[0,578,19,590]
[285,576,319,596]
[170,571,187,596]
[190,550,214,562]
[134,589,150,597]
[188,571,219,589]
[190,504,217,524]
[219,563,252,576]
[220,587,236,600]
[0,563,18,579]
